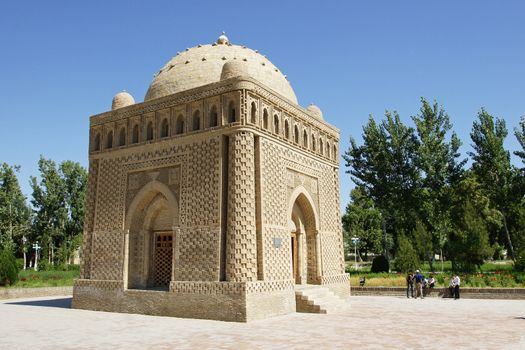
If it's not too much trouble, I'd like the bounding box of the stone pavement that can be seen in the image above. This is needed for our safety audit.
[0,295,524,349]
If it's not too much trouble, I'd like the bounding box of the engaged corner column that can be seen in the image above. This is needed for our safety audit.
[171,226,180,284]
[225,131,257,282]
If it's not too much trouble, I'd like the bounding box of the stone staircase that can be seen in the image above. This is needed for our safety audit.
[295,285,350,314]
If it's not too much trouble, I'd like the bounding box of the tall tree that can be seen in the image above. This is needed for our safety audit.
[448,172,497,271]
[469,109,517,261]
[60,161,87,263]
[0,163,31,253]
[342,187,383,260]
[30,157,87,265]
[513,116,525,165]
[344,111,419,260]
[412,98,465,269]
[512,116,525,266]
[30,157,68,264]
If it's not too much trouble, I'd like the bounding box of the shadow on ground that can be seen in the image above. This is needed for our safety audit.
[6,297,72,309]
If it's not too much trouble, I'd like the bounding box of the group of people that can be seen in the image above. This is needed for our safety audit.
[406,270,436,299]
[406,270,461,299]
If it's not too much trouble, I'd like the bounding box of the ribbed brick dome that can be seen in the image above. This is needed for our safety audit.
[145,33,297,104]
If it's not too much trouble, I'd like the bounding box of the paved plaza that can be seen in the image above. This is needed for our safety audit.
[0,295,524,349]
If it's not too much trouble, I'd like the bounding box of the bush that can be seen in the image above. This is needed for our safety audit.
[15,258,25,270]
[393,235,420,273]
[0,248,19,286]
[371,255,389,273]
[515,252,525,272]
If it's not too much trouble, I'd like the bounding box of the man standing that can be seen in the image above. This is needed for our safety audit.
[406,271,414,298]
[414,269,424,299]
[453,274,461,299]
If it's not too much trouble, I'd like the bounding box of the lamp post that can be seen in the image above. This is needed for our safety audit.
[351,237,360,270]
[22,236,27,270]
[32,242,41,271]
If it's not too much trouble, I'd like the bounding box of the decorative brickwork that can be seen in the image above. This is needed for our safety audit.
[176,227,221,281]
[90,230,125,281]
[80,159,99,279]
[226,132,258,282]
[184,138,220,227]
[74,35,348,322]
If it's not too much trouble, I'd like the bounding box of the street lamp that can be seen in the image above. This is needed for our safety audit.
[32,242,41,271]
[351,237,360,270]
[22,236,27,270]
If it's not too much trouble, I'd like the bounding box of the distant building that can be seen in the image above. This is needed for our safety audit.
[72,33,349,321]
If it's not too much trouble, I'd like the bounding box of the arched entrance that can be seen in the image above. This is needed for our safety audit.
[125,181,178,290]
[288,188,319,284]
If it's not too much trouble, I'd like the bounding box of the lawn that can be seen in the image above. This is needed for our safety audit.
[347,260,525,288]
[4,266,80,288]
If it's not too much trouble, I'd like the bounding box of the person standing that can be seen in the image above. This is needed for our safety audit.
[453,274,461,299]
[449,275,456,297]
[406,271,414,298]
[426,275,436,296]
[414,269,424,299]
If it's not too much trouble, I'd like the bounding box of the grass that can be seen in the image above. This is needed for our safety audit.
[3,265,80,288]
[347,260,525,288]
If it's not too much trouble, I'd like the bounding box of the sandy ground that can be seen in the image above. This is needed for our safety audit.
[0,295,524,349]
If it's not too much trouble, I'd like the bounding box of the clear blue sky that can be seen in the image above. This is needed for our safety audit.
[1,1,524,211]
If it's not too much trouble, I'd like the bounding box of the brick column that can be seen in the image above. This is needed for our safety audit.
[226,131,257,281]
[79,159,99,279]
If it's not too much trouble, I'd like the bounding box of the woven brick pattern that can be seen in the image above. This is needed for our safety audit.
[184,138,220,227]
[94,158,124,231]
[262,226,290,280]
[226,132,257,281]
[80,159,99,279]
[321,232,345,276]
[176,227,220,281]
[90,230,124,280]
[260,139,286,226]
[170,281,244,295]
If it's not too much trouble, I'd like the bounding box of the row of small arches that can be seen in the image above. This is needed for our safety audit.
[250,102,337,160]
[92,102,237,151]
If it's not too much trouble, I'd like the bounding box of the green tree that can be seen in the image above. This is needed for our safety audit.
[342,187,383,260]
[0,248,18,286]
[513,116,525,165]
[411,220,432,266]
[448,173,496,271]
[469,109,517,261]
[30,157,68,265]
[344,111,419,260]
[0,163,31,252]
[394,234,420,273]
[30,157,87,266]
[60,161,87,263]
[412,98,465,270]
[512,117,525,266]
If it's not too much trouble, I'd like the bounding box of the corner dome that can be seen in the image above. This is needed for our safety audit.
[145,34,297,104]
[112,91,135,110]
[220,60,249,80]
[307,104,323,120]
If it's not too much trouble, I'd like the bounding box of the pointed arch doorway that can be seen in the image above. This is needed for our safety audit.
[125,181,179,290]
[288,189,319,285]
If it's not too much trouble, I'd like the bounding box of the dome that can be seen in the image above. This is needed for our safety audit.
[112,91,135,110]
[307,104,323,120]
[220,60,249,80]
[145,34,297,104]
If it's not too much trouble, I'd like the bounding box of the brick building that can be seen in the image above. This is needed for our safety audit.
[72,33,350,321]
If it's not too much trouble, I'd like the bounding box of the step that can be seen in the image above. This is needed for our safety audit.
[295,284,349,314]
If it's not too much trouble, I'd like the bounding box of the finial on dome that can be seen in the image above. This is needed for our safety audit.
[217,31,229,45]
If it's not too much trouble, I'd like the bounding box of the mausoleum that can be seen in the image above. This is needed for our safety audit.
[72,33,350,321]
